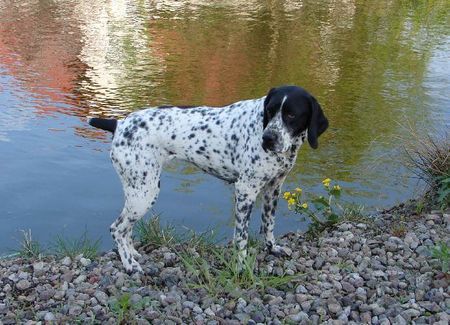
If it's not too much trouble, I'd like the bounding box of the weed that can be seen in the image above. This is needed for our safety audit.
[109,292,151,324]
[401,125,449,210]
[283,180,369,238]
[179,242,301,297]
[391,224,407,237]
[135,214,180,249]
[16,229,43,259]
[430,241,449,273]
[52,230,101,260]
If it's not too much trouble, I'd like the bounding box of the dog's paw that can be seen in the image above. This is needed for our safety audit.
[269,245,292,257]
[124,260,144,276]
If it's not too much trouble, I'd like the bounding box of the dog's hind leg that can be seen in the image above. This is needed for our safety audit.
[111,159,162,274]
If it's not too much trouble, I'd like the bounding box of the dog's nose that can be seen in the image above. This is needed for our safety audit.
[262,131,278,150]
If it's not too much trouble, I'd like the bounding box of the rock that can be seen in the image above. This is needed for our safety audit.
[80,257,91,267]
[193,306,202,314]
[416,272,433,290]
[44,312,56,321]
[394,314,408,325]
[400,308,420,321]
[73,274,86,284]
[39,289,55,300]
[61,256,72,266]
[68,305,83,316]
[288,311,309,322]
[296,285,308,294]
[16,279,31,290]
[61,271,74,283]
[328,302,342,314]
[94,291,109,305]
[360,312,372,323]
[342,281,355,293]
[418,301,440,312]
[33,261,46,276]
[314,256,325,269]
[0,303,7,314]
[404,232,419,249]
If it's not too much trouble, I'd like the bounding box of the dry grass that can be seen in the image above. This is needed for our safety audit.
[399,121,449,209]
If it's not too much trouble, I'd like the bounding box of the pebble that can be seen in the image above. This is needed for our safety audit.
[16,279,31,290]
[0,204,446,324]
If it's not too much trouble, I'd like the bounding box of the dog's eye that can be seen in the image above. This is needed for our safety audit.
[286,114,295,119]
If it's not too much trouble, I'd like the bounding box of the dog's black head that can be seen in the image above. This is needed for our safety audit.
[262,85,328,152]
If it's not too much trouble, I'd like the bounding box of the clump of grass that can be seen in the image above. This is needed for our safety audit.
[109,292,151,324]
[391,224,407,237]
[402,125,449,210]
[136,214,220,255]
[135,215,180,249]
[430,241,449,273]
[16,229,43,259]
[52,230,101,260]
[179,242,301,297]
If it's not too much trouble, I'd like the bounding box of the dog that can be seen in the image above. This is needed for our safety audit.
[89,85,328,273]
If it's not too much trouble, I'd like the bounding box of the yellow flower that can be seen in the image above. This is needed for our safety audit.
[283,192,291,200]
[333,185,341,191]
[301,203,308,209]
[287,198,296,206]
[322,178,331,187]
[295,187,302,194]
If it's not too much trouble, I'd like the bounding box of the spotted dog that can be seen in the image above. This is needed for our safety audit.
[89,85,328,273]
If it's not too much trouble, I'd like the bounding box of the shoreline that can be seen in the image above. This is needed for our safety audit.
[0,203,449,324]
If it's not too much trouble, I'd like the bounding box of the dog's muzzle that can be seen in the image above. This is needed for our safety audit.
[262,130,279,152]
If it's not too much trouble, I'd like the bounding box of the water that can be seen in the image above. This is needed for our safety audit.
[0,0,449,253]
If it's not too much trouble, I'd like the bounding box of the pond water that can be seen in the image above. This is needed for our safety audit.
[0,0,449,253]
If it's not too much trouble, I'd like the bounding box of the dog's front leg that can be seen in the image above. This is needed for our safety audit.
[233,181,258,268]
[261,177,292,257]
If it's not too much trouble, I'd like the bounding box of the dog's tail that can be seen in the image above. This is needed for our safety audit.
[88,117,117,133]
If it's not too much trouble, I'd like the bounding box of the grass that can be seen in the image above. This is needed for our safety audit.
[52,230,101,260]
[401,124,449,210]
[109,292,152,324]
[430,241,449,273]
[16,229,43,259]
[179,242,302,297]
[135,214,220,254]
[135,214,181,249]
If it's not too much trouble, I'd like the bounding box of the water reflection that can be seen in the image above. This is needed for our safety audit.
[0,0,448,249]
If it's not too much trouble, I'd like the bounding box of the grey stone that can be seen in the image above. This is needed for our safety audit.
[416,272,433,290]
[68,304,83,316]
[33,261,46,276]
[16,279,31,290]
[394,314,407,325]
[288,311,309,322]
[94,291,109,305]
[328,302,342,314]
[44,312,56,321]
[61,256,72,266]
[418,301,440,312]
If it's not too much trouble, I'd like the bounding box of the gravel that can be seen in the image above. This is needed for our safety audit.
[0,204,448,323]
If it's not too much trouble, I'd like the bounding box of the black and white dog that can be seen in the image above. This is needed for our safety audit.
[89,85,328,273]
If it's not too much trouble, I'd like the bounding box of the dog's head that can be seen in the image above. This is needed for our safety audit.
[262,85,329,153]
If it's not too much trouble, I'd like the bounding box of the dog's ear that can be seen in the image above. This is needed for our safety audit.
[307,96,328,149]
[263,88,276,128]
